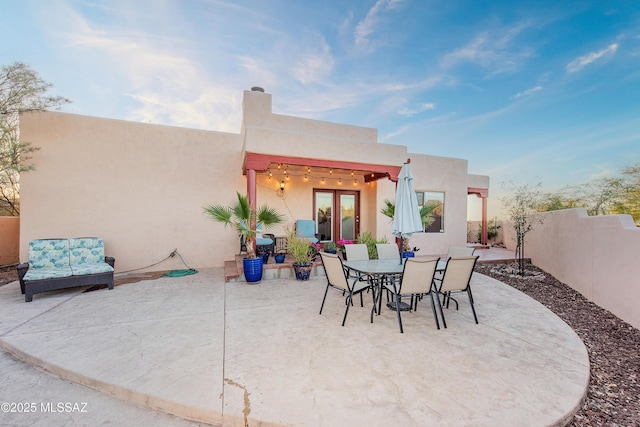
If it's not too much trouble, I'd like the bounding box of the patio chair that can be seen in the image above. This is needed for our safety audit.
[343,243,371,297]
[434,255,480,327]
[376,243,400,260]
[319,252,374,326]
[377,257,441,333]
[375,243,402,301]
[436,246,476,278]
[295,219,320,244]
[239,223,275,256]
[345,243,369,261]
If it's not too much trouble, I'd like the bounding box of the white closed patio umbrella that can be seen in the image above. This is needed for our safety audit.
[388,160,423,312]
[392,160,423,262]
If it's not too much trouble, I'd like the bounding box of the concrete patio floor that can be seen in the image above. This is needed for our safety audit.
[0,253,589,426]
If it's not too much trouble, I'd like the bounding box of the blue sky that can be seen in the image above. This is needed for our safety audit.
[2,0,639,218]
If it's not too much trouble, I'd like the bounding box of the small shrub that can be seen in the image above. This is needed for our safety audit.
[357,231,388,259]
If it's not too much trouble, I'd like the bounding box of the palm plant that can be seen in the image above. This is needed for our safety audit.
[204,192,285,259]
[380,199,439,252]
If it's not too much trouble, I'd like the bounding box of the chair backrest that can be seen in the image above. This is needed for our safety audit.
[400,257,439,296]
[69,237,105,265]
[447,246,476,257]
[319,252,349,292]
[296,220,316,239]
[28,239,70,268]
[345,244,369,261]
[376,243,400,260]
[439,256,479,293]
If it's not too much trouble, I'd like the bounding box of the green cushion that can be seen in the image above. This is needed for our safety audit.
[28,239,70,269]
[69,237,105,265]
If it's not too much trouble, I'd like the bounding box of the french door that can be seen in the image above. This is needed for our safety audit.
[313,190,360,242]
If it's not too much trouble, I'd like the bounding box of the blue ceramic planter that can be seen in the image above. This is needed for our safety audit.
[401,251,415,258]
[243,257,263,283]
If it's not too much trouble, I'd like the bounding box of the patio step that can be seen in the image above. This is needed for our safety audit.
[224,260,240,282]
[224,255,324,282]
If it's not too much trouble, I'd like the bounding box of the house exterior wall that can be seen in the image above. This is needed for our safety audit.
[502,208,640,330]
[19,111,244,272]
[19,90,488,271]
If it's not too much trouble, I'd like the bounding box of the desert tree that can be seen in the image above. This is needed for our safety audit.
[613,164,640,224]
[540,165,640,225]
[501,181,544,275]
[0,62,70,215]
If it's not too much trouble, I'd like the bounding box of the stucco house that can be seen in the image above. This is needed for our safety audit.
[18,88,489,273]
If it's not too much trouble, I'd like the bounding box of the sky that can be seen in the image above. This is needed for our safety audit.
[2,0,639,219]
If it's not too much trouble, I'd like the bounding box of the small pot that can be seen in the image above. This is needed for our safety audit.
[275,254,286,263]
[293,264,312,281]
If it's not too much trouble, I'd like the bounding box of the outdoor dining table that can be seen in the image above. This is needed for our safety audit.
[342,258,410,314]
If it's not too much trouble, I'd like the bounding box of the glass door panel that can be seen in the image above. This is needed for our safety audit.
[340,194,356,241]
[315,192,333,241]
[314,190,359,242]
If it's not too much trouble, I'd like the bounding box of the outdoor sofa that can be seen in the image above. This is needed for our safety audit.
[17,237,115,302]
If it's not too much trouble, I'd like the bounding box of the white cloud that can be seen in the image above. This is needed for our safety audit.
[291,40,335,84]
[238,56,278,88]
[512,85,543,98]
[441,21,535,75]
[381,124,411,141]
[565,43,618,73]
[354,0,403,47]
[398,102,436,116]
[127,87,242,132]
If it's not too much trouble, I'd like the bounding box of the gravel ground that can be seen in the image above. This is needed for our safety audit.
[2,264,639,426]
[475,263,640,427]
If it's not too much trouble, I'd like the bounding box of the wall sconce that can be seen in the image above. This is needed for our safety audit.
[277,180,286,199]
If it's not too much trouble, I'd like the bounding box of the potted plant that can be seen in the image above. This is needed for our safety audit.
[204,192,284,283]
[402,246,420,258]
[336,238,352,259]
[286,226,316,280]
[323,240,337,254]
[380,199,438,257]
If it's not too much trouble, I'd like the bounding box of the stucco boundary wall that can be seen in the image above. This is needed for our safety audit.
[0,216,20,266]
[499,208,640,330]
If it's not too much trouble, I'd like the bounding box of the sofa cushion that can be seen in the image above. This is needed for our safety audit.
[71,263,114,276]
[28,239,70,269]
[69,237,105,265]
[24,266,73,281]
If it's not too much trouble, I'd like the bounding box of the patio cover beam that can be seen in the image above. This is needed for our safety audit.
[243,152,402,182]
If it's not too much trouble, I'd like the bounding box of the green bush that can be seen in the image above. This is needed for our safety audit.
[357,231,388,259]
[477,219,500,242]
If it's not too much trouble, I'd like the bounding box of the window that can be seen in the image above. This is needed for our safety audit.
[416,191,444,233]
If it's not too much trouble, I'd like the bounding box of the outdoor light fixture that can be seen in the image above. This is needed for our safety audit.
[277,180,286,199]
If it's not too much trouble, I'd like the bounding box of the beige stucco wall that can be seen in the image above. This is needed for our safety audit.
[19,90,488,272]
[0,216,20,265]
[19,111,244,272]
[502,208,640,330]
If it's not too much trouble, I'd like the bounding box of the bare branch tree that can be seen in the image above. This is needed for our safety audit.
[0,62,71,215]
[501,180,544,275]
